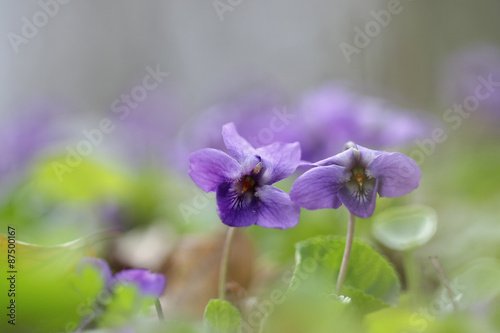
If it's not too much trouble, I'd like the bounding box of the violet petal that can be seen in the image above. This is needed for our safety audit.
[338,178,379,218]
[256,141,301,184]
[290,165,348,210]
[114,269,166,298]
[368,152,421,198]
[216,182,259,227]
[254,185,300,229]
[189,148,241,192]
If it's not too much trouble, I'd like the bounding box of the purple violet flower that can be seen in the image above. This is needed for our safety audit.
[189,122,301,229]
[113,269,166,298]
[77,257,166,298]
[76,257,113,286]
[290,143,421,218]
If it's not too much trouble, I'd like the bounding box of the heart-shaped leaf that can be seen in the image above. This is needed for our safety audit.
[372,205,437,251]
[204,299,241,333]
[290,236,400,312]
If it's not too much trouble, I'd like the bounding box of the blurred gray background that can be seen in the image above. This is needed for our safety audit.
[1,0,500,116]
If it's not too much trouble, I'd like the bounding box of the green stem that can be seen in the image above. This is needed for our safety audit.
[429,256,458,311]
[403,250,420,302]
[336,212,356,295]
[155,299,165,321]
[219,227,236,300]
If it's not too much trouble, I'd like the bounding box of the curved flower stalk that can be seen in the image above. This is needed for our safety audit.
[189,122,301,300]
[290,142,421,294]
[189,122,301,229]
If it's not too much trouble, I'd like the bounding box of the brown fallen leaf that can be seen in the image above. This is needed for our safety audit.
[160,228,255,318]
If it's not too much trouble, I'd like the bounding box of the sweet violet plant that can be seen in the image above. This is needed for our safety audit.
[189,122,301,299]
[290,142,421,294]
[76,258,166,325]
[189,122,301,229]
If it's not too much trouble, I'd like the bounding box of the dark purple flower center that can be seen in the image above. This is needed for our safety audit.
[351,166,366,187]
[234,162,262,195]
[239,175,257,194]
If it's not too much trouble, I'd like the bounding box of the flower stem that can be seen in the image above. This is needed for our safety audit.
[336,212,356,295]
[429,256,458,311]
[219,227,236,300]
[155,299,165,321]
[403,250,420,303]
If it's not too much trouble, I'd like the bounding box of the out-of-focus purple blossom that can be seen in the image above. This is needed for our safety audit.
[290,142,421,218]
[0,102,61,195]
[440,43,500,120]
[189,122,301,229]
[113,269,166,298]
[176,88,293,169]
[76,257,113,286]
[112,91,183,169]
[77,257,166,298]
[296,83,433,161]
[178,84,432,169]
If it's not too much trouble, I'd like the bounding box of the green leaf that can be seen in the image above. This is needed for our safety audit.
[290,236,400,312]
[33,157,133,203]
[204,299,241,333]
[0,235,100,333]
[98,283,156,328]
[261,293,363,333]
[372,205,437,251]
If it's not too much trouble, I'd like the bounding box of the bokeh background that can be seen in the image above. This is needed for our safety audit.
[1,1,500,332]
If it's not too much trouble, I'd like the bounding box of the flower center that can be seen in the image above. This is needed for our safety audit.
[241,175,257,193]
[351,166,366,188]
[236,162,262,194]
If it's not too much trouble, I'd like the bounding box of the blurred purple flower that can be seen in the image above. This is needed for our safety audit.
[296,83,432,161]
[176,88,294,169]
[77,257,166,298]
[113,269,166,298]
[0,102,61,195]
[113,91,182,169]
[440,43,500,120]
[76,257,113,286]
[189,122,301,229]
[290,142,421,218]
